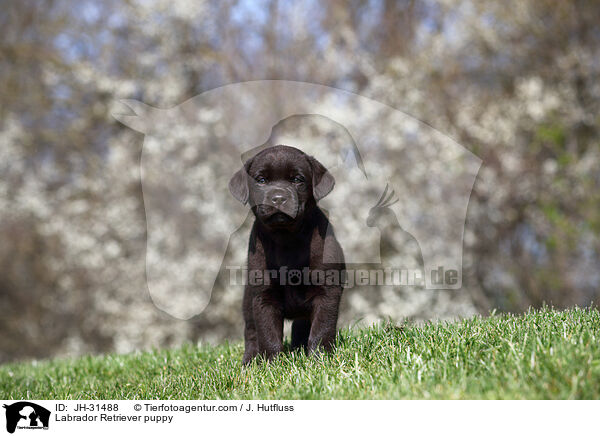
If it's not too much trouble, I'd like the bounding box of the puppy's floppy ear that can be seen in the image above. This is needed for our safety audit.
[229,158,253,204]
[308,155,335,201]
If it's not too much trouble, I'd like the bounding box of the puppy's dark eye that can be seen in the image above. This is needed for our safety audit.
[255,176,267,185]
[292,175,305,183]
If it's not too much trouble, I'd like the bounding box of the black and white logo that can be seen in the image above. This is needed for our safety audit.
[3,402,50,434]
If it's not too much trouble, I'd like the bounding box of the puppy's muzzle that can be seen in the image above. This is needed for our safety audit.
[254,186,299,219]
[269,188,288,207]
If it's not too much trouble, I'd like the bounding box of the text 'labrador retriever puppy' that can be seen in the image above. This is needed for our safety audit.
[229,145,345,364]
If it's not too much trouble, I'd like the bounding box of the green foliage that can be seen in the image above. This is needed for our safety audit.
[1,307,598,399]
[535,123,566,149]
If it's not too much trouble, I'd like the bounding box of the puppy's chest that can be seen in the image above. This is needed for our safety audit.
[281,285,318,318]
[266,243,311,270]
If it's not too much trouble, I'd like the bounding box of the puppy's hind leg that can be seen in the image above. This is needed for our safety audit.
[291,319,311,352]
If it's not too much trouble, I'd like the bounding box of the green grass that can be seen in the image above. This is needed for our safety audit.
[1,307,599,399]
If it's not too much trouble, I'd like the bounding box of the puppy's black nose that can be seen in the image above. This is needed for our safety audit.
[269,190,287,206]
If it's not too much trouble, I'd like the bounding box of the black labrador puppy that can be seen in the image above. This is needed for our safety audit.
[229,145,345,364]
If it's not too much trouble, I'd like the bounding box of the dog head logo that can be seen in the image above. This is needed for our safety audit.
[113,80,481,319]
[3,402,50,434]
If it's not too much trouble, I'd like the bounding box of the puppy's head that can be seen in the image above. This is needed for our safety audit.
[229,145,334,230]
